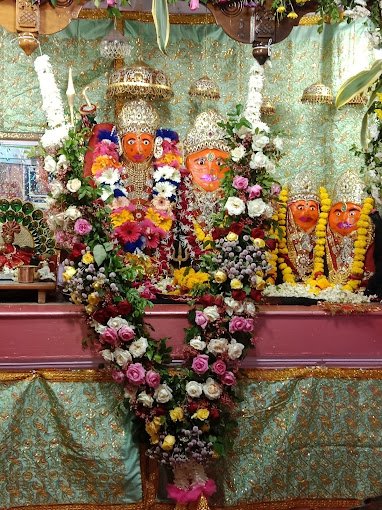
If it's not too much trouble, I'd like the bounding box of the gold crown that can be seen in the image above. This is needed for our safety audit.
[117,99,159,137]
[288,173,319,203]
[331,170,366,205]
[183,110,229,158]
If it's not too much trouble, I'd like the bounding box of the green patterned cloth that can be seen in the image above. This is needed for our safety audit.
[214,373,382,506]
[0,373,142,508]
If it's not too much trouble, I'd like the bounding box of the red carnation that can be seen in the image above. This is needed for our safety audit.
[265,238,277,250]
[209,407,220,419]
[250,289,262,302]
[69,242,86,260]
[188,402,198,413]
[212,227,228,240]
[92,308,110,325]
[117,301,133,316]
[197,294,216,307]
[251,228,265,239]
[229,222,244,235]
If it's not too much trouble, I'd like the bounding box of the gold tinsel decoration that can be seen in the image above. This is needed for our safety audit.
[107,61,173,101]
[346,94,367,105]
[189,75,221,100]
[260,98,276,116]
[301,82,333,104]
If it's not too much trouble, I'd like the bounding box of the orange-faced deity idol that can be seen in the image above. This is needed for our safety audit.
[176,110,230,263]
[279,174,321,282]
[326,170,375,287]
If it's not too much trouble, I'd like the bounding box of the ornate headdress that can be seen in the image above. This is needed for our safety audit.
[331,169,367,205]
[183,110,230,158]
[287,173,319,203]
[117,99,159,137]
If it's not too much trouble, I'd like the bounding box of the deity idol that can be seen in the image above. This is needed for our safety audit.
[278,174,321,282]
[176,110,230,264]
[86,99,182,273]
[0,221,33,271]
[326,170,375,289]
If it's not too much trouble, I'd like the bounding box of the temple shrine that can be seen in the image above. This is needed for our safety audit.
[0,1,382,509]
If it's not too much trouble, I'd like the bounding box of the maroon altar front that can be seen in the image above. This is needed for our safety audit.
[1,303,381,369]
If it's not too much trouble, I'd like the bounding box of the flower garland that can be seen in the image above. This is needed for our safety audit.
[276,188,296,285]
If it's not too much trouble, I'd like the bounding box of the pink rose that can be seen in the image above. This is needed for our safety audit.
[211,359,226,376]
[195,311,208,329]
[192,354,209,375]
[74,218,92,235]
[247,185,262,199]
[229,316,255,333]
[112,370,125,384]
[118,325,136,342]
[146,370,161,388]
[232,176,249,191]
[126,363,146,385]
[221,371,236,386]
[100,327,119,346]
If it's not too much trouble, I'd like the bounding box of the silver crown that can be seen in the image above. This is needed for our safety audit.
[287,173,319,203]
[183,110,229,158]
[117,99,159,137]
[331,169,366,205]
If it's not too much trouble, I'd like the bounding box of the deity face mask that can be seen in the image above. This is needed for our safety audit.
[289,200,319,232]
[329,202,361,236]
[186,148,230,192]
[122,132,155,163]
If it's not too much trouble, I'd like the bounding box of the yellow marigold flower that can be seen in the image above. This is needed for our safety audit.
[194,222,206,242]
[111,209,134,227]
[214,270,227,283]
[283,267,292,274]
[375,109,382,120]
[321,199,331,206]
[231,278,243,289]
[226,232,238,242]
[192,408,210,421]
[82,252,94,265]
[91,155,121,175]
[287,11,298,18]
[145,208,172,231]
[161,435,176,451]
[63,266,76,281]
[169,407,184,422]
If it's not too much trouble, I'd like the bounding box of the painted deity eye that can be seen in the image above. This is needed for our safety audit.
[310,205,316,211]
[297,204,304,210]
[335,211,341,217]
[197,158,206,165]
[349,210,357,217]
[127,139,135,145]
[143,139,150,145]
[216,159,226,167]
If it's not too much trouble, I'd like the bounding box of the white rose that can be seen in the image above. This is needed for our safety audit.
[66,178,82,193]
[185,381,203,398]
[64,205,81,220]
[93,322,107,334]
[50,180,63,198]
[224,197,245,216]
[129,337,148,358]
[224,297,244,316]
[265,159,275,174]
[227,339,245,360]
[114,347,132,367]
[250,151,269,169]
[189,336,206,351]
[44,155,57,174]
[124,386,138,401]
[263,204,274,218]
[207,338,228,355]
[230,145,246,162]
[251,120,270,133]
[244,301,257,316]
[137,391,154,408]
[154,383,173,403]
[273,136,283,151]
[107,316,129,330]
[247,198,267,218]
[100,349,114,362]
[57,154,68,169]
[251,134,269,152]
[203,305,220,322]
[47,212,66,229]
[203,377,222,400]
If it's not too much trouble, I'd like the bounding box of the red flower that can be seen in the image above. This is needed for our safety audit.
[209,407,220,420]
[92,308,110,325]
[198,294,218,307]
[117,301,133,316]
[265,238,277,250]
[229,222,244,235]
[231,290,247,301]
[70,242,86,260]
[188,402,198,412]
[212,227,228,240]
[250,289,262,302]
[251,228,265,239]
[115,221,142,244]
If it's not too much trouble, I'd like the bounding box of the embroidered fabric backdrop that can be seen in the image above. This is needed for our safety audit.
[1,370,382,509]
[0,18,373,188]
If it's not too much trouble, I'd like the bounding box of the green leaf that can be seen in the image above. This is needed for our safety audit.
[152,0,170,54]
[93,244,107,266]
[336,60,382,109]
[104,242,115,252]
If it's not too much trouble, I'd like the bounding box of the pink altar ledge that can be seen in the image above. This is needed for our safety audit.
[0,303,381,369]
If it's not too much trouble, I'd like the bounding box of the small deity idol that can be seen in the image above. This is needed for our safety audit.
[326,170,375,288]
[0,221,33,271]
[176,110,230,264]
[278,173,320,282]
